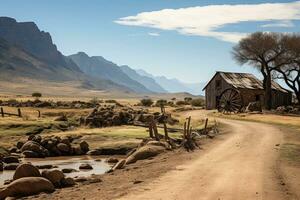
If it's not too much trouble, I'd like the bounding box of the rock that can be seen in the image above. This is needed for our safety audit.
[41,170,65,188]
[245,101,262,112]
[74,177,88,183]
[57,143,70,153]
[8,147,17,154]
[72,145,83,155]
[0,177,54,199]
[87,149,102,156]
[61,177,75,187]
[106,157,119,163]
[4,163,19,170]
[16,141,24,149]
[54,115,68,121]
[112,159,126,171]
[62,168,77,173]
[22,150,39,158]
[32,135,42,144]
[79,163,93,170]
[3,156,19,164]
[36,164,54,169]
[79,141,89,153]
[21,141,48,157]
[126,145,165,164]
[13,163,41,180]
[4,179,13,185]
[133,180,143,184]
[60,137,70,145]
[0,162,3,171]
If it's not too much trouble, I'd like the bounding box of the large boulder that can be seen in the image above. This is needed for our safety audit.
[21,141,49,157]
[13,163,41,180]
[41,170,65,188]
[0,177,54,200]
[3,156,19,164]
[126,145,165,164]
[79,141,89,153]
[57,143,70,153]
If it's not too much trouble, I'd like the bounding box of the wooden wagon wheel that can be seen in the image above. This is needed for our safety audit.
[218,88,243,113]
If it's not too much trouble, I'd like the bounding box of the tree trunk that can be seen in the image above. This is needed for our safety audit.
[265,73,273,110]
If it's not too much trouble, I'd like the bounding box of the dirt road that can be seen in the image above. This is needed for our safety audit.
[118,119,289,200]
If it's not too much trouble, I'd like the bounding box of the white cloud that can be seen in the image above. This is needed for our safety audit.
[115,1,300,43]
[148,32,160,36]
[261,20,294,28]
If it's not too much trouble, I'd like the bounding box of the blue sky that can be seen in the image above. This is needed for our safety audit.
[1,0,300,83]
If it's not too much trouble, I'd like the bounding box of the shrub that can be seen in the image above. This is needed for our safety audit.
[89,97,100,107]
[190,98,205,107]
[32,92,42,98]
[155,99,167,107]
[184,97,193,102]
[105,99,117,103]
[140,98,153,107]
[176,100,188,106]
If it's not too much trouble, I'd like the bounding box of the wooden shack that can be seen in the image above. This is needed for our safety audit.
[203,71,292,110]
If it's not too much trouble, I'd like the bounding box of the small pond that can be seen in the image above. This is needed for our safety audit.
[0,155,113,186]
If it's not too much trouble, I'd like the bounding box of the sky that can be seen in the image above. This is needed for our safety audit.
[1,0,300,84]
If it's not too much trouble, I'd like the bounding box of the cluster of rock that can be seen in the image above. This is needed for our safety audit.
[0,99,97,109]
[276,105,300,114]
[0,163,76,199]
[8,135,89,158]
[82,105,178,128]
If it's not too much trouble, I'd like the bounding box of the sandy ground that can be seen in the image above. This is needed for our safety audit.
[117,119,294,200]
[26,113,299,200]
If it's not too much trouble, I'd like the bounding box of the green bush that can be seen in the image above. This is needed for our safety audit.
[190,98,205,107]
[155,99,167,107]
[140,98,153,107]
[32,92,42,98]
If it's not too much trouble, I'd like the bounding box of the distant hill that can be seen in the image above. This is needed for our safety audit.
[120,65,166,93]
[0,17,132,92]
[69,52,151,93]
[136,69,205,95]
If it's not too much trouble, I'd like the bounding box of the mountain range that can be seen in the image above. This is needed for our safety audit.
[0,17,204,96]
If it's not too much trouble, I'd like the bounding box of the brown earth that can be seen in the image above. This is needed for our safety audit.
[27,114,299,200]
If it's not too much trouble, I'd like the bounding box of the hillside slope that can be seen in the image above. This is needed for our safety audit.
[120,65,166,93]
[69,52,151,93]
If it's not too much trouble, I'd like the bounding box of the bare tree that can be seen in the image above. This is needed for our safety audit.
[274,34,300,104]
[232,32,290,110]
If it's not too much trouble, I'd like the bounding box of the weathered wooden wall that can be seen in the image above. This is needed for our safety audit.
[205,73,232,109]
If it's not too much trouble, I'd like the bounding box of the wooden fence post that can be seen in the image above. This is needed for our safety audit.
[204,118,208,134]
[163,122,169,140]
[1,107,4,117]
[152,120,160,141]
[148,122,154,138]
[17,108,22,117]
[37,110,41,118]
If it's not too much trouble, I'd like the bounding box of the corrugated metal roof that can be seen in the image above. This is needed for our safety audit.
[203,71,289,93]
